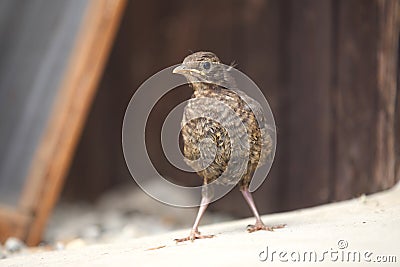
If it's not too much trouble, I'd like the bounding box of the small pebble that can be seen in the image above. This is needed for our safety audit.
[4,237,26,253]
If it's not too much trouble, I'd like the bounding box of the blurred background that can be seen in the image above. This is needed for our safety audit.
[0,0,399,249]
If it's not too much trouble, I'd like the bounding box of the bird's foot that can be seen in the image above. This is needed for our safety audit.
[174,229,215,243]
[246,222,286,233]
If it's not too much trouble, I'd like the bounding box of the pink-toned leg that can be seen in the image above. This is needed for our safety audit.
[240,188,286,232]
[174,195,215,242]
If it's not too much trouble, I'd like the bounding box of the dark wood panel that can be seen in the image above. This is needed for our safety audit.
[374,0,400,189]
[64,0,400,216]
[283,0,333,209]
[334,0,379,199]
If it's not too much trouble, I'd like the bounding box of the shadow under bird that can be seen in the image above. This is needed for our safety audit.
[173,51,285,242]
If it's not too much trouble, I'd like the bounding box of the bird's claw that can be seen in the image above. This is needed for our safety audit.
[246,222,286,233]
[174,230,215,243]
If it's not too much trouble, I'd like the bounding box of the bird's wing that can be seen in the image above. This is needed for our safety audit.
[234,89,274,164]
[234,90,267,129]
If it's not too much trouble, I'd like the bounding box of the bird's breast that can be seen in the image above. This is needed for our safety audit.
[181,87,271,184]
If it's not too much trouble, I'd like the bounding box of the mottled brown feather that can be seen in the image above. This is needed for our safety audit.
[177,52,272,189]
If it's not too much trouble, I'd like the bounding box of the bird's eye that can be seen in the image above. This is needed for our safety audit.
[202,62,211,70]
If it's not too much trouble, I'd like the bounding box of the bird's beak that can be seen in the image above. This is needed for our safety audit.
[173,65,203,76]
[173,65,187,74]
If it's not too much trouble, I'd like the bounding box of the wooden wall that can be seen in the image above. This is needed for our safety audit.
[64,0,400,216]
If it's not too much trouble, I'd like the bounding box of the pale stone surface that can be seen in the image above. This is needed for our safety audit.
[1,183,399,267]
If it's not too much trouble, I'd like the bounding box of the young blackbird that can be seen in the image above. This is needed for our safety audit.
[173,52,284,242]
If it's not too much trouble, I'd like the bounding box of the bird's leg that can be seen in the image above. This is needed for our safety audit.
[240,188,286,233]
[174,186,215,243]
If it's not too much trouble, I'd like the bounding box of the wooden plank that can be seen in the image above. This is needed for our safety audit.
[18,0,126,245]
[283,0,333,209]
[236,0,284,214]
[333,0,379,199]
[374,0,400,189]
[333,0,399,199]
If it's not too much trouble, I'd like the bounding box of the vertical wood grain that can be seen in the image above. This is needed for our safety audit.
[374,0,400,189]
[333,0,400,199]
[283,0,333,209]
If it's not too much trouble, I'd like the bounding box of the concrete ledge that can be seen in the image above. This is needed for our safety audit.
[1,183,399,267]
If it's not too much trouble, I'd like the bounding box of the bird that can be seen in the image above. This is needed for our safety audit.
[172,51,284,242]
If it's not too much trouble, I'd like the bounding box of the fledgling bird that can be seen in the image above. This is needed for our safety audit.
[173,51,284,242]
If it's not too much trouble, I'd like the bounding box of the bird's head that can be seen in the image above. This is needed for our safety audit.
[173,51,235,89]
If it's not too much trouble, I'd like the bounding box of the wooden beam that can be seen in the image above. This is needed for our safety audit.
[19,0,126,246]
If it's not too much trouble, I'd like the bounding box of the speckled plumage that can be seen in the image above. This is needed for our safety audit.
[178,52,273,189]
